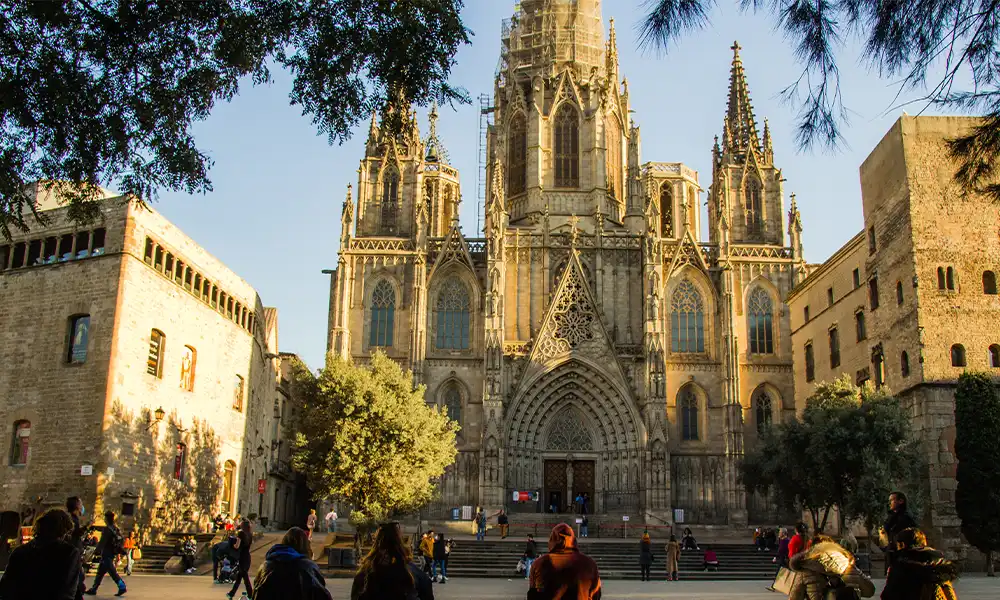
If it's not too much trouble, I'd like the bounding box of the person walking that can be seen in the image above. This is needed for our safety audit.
[350,522,433,600]
[880,528,958,600]
[324,509,338,534]
[787,534,875,600]
[665,534,681,581]
[522,534,537,580]
[580,515,589,538]
[252,527,332,600]
[0,508,82,600]
[639,533,654,582]
[306,509,318,540]
[431,533,448,583]
[527,523,602,600]
[122,531,137,576]
[227,519,254,599]
[497,510,509,539]
[475,509,487,541]
[84,511,127,597]
[880,491,918,573]
[419,530,434,576]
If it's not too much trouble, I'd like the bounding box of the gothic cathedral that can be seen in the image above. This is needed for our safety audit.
[327,0,808,525]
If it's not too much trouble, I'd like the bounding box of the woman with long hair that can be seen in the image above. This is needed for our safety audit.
[253,527,331,600]
[351,523,433,600]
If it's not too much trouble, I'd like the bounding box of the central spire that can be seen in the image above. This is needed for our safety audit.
[723,41,761,157]
[505,0,606,76]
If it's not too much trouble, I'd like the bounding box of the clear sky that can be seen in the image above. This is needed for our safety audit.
[155,1,969,370]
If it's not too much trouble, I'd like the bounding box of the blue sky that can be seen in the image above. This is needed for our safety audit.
[155,2,968,369]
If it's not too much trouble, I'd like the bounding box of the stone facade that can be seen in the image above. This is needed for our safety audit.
[0,193,299,540]
[788,116,1000,554]
[327,0,807,524]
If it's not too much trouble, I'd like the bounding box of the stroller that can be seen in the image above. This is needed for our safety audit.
[217,556,238,584]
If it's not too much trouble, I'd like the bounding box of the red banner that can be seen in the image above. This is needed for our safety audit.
[257,479,266,494]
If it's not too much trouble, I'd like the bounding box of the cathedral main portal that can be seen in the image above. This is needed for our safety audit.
[542,459,595,513]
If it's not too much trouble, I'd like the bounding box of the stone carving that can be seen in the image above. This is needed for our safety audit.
[546,406,594,451]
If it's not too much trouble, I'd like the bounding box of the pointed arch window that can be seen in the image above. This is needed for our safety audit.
[745,178,763,239]
[660,183,674,237]
[607,116,623,201]
[546,407,594,450]
[990,345,1000,368]
[507,112,527,196]
[747,287,774,354]
[370,280,396,347]
[436,278,471,350]
[380,166,399,234]
[221,460,236,513]
[754,391,773,434]
[679,387,699,441]
[443,384,463,426]
[554,104,580,188]
[670,280,705,353]
[10,420,30,466]
[147,329,165,377]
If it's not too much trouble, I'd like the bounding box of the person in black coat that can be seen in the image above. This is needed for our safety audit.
[0,508,82,600]
[639,533,654,581]
[252,527,332,600]
[351,523,433,600]
[881,528,959,600]
[880,491,918,572]
[431,533,448,583]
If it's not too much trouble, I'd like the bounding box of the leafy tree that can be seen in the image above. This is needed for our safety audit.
[954,371,1000,576]
[741,376,924,534]
[0,0,469,237]
[641,1,1000,202]
[290,351,458,531]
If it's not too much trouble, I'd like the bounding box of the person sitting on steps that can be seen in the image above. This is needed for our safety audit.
[702,546,719,572]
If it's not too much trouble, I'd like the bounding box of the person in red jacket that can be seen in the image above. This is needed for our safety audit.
[787,522,809,558]
[528,523,601,600]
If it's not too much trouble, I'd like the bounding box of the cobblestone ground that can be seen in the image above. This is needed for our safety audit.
[88,574,1000,600]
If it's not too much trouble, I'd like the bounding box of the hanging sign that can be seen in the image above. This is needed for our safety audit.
[81,465,93,476]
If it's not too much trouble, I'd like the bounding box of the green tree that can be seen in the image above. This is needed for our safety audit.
[954,371,1000,576]
[290,351,458,531]
[0,0,469,237]
[641,1,1000,202]
[740,376,924,533]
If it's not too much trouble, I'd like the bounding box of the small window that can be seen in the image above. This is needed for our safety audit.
[222,461,236,514]
[67,315,90,364]
[43,236,57,264]
[184,269,193,291]
[984,271,997,295]
[937,267,946,290]
[873,350,885,388]
[951,344,966,367]
[211,287,218,308]
[827,287,834,307]
[868,226,876,254]
[91,228,106,255]
[153,245,163,269]
[869,277,880,310]
[27,239,41,266]
[0,245,9,271]
[990,345,1000,368]
[896,281,904,305]
[174,260,184,284]
[855,311,867,342]
[803,305,810,323]
[11,243,25,268]
[901,351,910,377]
[233,375,245,411]
[174,443,187,480]
[946,267,956,291]
[164,253,174,275]
[10,420,30,466]
[147,329,165,378]
[59,234,74,261]
[852,268,861,289]
[75,232,91,259]
[856,367,871,387]
[805,343,815,382]
[144,238,154,264]
[121,502,135,517]
[194,274,202,295]
[180,346,196,391]
[829,327,840,369]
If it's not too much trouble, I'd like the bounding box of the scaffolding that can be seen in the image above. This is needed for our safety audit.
[476,94,494,235]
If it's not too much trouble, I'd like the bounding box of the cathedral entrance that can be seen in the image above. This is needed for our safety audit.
[543,459,595,513]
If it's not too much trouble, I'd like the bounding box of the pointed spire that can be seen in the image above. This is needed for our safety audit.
[606,17,620,81]
[424,101,450,164]
[723,41,762,158]
[367,111,379,144]
[341,184,355,242]
[762,118,774,164]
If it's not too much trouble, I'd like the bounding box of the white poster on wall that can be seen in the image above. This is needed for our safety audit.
[674,508,685,523]
[80,465,93,476]
[462,505,473,520]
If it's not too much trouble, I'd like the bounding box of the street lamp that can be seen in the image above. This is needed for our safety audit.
[146,407,166,430]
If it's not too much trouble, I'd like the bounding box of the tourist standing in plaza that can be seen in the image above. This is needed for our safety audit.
[880,528,958,600]
[665,535,681,581]
[432,533,448,583]
[420,530,434,575]
[306,509,318,540]
[85,511,126,597]
[475,509,487,541]
[638,533,654,581]
[580,514,589,538]
[252,527,332,600]
[527,523,601,600]
[350,522,433,600]
[0,508,82,600]
[227,519,254,599]
[497,509,509,539]
[122,531,137,576]
[522,534,537,580]
[880,491,917,572]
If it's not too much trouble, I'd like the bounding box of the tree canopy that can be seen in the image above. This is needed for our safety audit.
[954,371,1000,575]
[0,0,469,237]
[740,376,924,533]
[290,351,458,528]
[641,1,1000,202]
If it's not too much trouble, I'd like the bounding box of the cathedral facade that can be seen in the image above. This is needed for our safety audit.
[327,0,808,525]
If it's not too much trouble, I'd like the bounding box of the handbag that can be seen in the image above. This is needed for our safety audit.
[516,558,526,573]
[132,547,142,561]
[772,567,798,594]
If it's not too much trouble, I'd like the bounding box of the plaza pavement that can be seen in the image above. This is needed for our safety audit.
[90,574,1000,599]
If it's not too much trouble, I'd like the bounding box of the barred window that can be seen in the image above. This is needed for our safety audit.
[745,178,763,238]
[370,280,396,347]
[679,387,699,441]
[671,280,705,353]
[554,104,579,188]
[747,288,774,354]
[435,279,471,350]
[381,167,399,234]
[660,183,674,237]
[507,113,527,196]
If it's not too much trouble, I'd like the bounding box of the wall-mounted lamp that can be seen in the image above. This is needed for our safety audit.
[146,407,166,431]
[255,444,266,458]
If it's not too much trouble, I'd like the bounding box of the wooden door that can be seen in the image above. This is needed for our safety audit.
[572,460,595,505]
[544,460,567,512]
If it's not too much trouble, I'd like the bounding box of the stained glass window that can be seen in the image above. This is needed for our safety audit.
[508,113,527,195]
[747,288,774,354]
[436,278,471,349]
[381,167,399,234]
[679,388,699,441]
[444,385,462,425]
[554,104,579,188]
[755,391,773,433]
[370,280,395,347]
[671,280,705,353]
[660,183,674,237]
[745,178,763,238]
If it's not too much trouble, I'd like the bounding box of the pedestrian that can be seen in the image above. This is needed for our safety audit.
[227,519,254,599]
[432,533,448,583]
[324,508,338,533]
[879,491,917,573]
[580,514,589,538]
[497,510,509,539]
[574,493,583,514]
[665,534,680,581]
[681,527,699,550]
[0,508,82,600]
[527,523,602,600]
[306,509,317,540]
[475,509,487,541]
[84,511,127,597]
[212,535,238,583]
[66,496,87,599]
[350,522,433,600]
[639,533,654,581]
[444,538,455,576]
[420,530,434,576]
[523,534,537,580]
[880,527,959,600]
[764,528,790,592]
[787,534,875,600]
[788,522,809,558]
[702,546,719,572]
[252,527,332,600]
[122,531,137,576]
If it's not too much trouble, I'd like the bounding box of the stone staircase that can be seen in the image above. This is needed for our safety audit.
[133,532,216,574]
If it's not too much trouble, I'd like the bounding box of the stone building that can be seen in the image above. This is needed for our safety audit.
[0,189,296,540]
[327,0,808,524]
[787,115,999,553]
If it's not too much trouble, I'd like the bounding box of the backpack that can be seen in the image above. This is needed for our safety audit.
[109,527,125,556]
